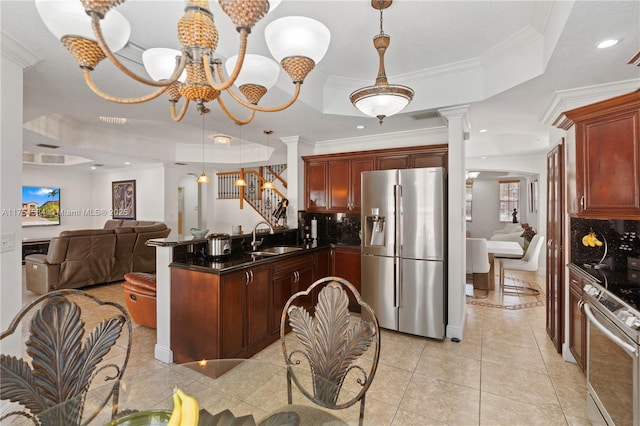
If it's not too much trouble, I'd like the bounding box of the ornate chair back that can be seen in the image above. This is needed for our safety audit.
[280,276,380,426]
[0,289,132,425]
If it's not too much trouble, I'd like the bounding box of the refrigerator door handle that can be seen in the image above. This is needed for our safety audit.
[394,184,402,258]
[396,259,402,308]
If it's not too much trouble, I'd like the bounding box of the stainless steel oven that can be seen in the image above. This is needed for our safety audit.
[584,282,640,426]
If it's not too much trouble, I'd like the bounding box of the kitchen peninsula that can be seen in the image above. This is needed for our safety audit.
[148,229,335,363]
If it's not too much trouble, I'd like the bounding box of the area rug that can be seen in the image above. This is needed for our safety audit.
[466,278,545,310]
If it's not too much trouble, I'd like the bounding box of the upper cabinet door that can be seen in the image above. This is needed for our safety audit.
[563,89,640,219]
[350,158,374,211]
[576,106,640,218]
[328,159,350,211]
[305,161,328,211]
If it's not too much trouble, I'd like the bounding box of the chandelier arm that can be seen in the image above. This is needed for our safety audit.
[83,69,169,104]
[170,99,191,122]
[224,82,302,113]
[91,12,187,87]
[202,29,249,92]
[216,97,256,125]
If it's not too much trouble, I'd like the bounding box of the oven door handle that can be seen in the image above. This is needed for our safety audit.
[584,303,638,357]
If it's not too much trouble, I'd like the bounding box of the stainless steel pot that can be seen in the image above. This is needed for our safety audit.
[207,233,231,258]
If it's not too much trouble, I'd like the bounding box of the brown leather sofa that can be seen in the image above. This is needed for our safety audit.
[25,220,170,294]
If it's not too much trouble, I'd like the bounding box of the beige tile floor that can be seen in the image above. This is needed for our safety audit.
[18,268,589,425]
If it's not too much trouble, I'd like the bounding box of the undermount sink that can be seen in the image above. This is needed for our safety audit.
[249,246,303,256]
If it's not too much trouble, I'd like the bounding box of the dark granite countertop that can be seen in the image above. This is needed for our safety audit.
[170,242,332,275]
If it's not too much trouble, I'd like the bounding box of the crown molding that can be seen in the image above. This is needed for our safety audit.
[0,31,40,69]
[541,78,640,130]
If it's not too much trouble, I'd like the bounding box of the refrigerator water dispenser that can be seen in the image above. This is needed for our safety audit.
[364,214,385,247]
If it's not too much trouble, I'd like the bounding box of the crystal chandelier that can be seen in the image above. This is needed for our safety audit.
[35,0,331,124]
[349,0,413,124]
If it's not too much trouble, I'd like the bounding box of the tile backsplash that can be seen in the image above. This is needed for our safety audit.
[298,211,361,246]
[570,217,640,270]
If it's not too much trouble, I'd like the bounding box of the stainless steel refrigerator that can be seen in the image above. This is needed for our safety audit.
[361,167,445,339]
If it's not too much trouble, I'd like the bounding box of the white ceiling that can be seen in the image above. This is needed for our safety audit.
[2,0,639,172]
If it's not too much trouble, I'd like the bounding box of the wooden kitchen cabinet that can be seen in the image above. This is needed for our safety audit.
[303,145,447,213]
[331,246,361,312]
[270,252,315,334]
[376,146,448,170]
[305,157,374,213]
[546,142,564,354]
[244,266,271,348]
[568,265,589,372]
[170,264,271,363]
[315,247,331,279]
[350,158,375,210]
[306,160,328,210]
[562,90,640,219]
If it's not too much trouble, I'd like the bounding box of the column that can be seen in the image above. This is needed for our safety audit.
[439,105,470,341]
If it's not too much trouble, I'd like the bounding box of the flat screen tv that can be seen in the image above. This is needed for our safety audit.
[22,186,60,227]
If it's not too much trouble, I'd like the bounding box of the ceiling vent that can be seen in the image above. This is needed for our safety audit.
[411,110,440,120]
[23,152,35,163]
[41,154,65,164]
[36,143,60,149]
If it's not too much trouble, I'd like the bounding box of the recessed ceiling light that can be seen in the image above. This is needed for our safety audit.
[91,166,97,170]
[212,135,231,145]
[124,161,131,165]
[481,156,487,159]
[479,129,487,133]
[597,39,619,49]
[356,125,365,130]
[99,116,127,124]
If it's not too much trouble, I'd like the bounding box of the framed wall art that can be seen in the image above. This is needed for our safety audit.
[112,180,136,220]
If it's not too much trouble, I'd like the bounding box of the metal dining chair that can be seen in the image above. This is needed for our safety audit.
[0,289,132,425]
[280,276,380,426]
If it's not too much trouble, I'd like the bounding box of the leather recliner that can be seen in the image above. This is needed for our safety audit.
[25,221,170,294]
[123,272,157,328]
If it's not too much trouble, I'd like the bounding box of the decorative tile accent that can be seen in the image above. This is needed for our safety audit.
[466,278,544,310]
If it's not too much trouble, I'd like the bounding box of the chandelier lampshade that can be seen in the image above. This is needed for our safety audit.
[264,16,331,82]
[142,48,187,82]
[35,0,130,51]
[226,54,280,89]
[35,0,330,124]
[349,0,413,124]
[350,86,413,119]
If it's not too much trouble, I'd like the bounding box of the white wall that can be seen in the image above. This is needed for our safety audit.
[178,174,199,235]
[22,165,95,239]
[466,177,533,239]
[91,164,167,227]
[467,153,548,274]
[0,43,24,362]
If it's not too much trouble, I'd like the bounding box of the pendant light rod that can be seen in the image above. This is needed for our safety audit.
[196,114,210,184]
[349,0,414,124]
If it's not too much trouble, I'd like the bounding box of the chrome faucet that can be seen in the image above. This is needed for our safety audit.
[252,221,274,251]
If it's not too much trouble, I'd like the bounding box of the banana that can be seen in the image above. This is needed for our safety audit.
[593,235,603,247]
[176,388,199,426]
[582,231,604,247]
[167,390,182,426]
